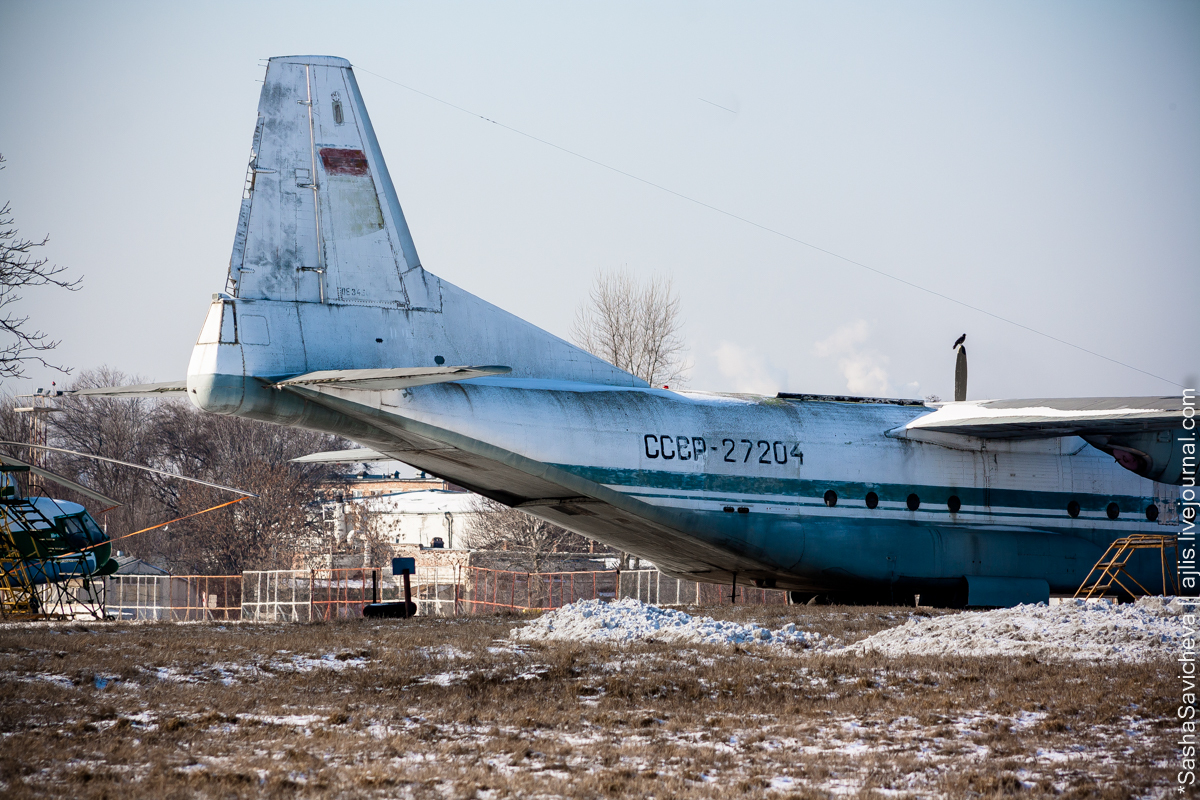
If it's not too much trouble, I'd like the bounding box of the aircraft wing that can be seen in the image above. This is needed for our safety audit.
[897,396,1184,439]
[270,365,511,391]
[70,381,188,397]
[291,447,390,463]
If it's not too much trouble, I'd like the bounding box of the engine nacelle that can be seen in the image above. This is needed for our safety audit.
[1082,429,1191,486]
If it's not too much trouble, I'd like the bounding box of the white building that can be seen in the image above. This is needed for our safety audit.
[336,489,485,550]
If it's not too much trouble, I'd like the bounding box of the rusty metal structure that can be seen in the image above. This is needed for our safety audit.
[0,477,107,620]
[1073,533,1178,600]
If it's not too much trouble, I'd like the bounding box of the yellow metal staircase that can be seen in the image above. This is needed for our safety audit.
[1074,534,1178,600]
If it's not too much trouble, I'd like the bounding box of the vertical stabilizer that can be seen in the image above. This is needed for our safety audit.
[228,55,436,310]
[205,55,644,390]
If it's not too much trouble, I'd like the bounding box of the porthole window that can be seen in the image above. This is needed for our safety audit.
[1106,502,1120,520]
[947,495,961,513]
[1067,500,1080,519]
[906,493,921,511]
[824,490,838,508]
[1146,504,1159,522]
[865,491,879,509]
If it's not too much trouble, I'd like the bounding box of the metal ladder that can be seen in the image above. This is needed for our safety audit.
[1074,534,1178,600]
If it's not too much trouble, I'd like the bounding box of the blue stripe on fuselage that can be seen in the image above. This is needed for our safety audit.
[550,464,1160,517]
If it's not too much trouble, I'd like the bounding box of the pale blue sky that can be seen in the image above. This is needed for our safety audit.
[1,1,1196,400]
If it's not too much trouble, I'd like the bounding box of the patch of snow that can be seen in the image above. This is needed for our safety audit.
[416,669,472,687]
[420,645,470,660]
[268,654,369,672]
[510,599,822,647]
[845,597,1195,662]
[32,673,75,689]
[244,713,326,729]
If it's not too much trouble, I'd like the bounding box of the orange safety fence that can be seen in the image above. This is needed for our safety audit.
[310,568,394,621]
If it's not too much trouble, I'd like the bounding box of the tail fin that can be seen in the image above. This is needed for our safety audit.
[218,55,641,388]
[229,55,435,309]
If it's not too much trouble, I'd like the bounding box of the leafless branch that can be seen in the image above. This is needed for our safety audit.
[571,268,690,387]
[0,154,82,381]
[464,496,594,573]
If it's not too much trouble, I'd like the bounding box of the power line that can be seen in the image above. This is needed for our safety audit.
[354,65,1182,390]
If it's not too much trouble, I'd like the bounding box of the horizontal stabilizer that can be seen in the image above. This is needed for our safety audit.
[896,396,1184,439]
[271,365,511,391]
[291,447,389,464]
[70,381,188,398]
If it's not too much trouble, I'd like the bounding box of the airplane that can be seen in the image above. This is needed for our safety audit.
[82,55,1190,607]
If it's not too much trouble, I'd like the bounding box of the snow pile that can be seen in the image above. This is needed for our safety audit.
[510,598,821,647]
[847,597,1196,662]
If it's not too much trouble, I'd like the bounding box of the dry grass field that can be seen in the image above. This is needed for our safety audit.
[0,605,1177,799]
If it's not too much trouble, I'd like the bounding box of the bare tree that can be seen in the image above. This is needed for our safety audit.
[152,404,344,574]
[0,154,81,381]
[465,495,595,573]
[49,367,168,559]
[570,268,690,567]
[0,393,34,498]
[571,267,690,388]
[344,500,392,569]
[25,368,347,573]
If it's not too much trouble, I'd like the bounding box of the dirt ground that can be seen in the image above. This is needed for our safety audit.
[0,605,1177,799]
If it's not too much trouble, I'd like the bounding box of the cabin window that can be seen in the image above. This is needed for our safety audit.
[1106,502,1120,520]
[947,495,961,513]
[58,515,85,536]
[906,493,920,511]
[865,491,879,510]
[1067,500,1080,518]
[823,490,837,507]
[1146,504,1159,522]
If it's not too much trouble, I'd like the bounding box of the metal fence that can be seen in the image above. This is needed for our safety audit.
[461,567,785,613]
[618,570,786,607]
[106,575,241,621]
[242,570,312,622]
[311,568,395,621]
[95,566,784,621]
[242,568,391,622]
[411,564,461,617]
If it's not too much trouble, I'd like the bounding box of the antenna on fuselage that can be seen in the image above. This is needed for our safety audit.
[952,334,968,402]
